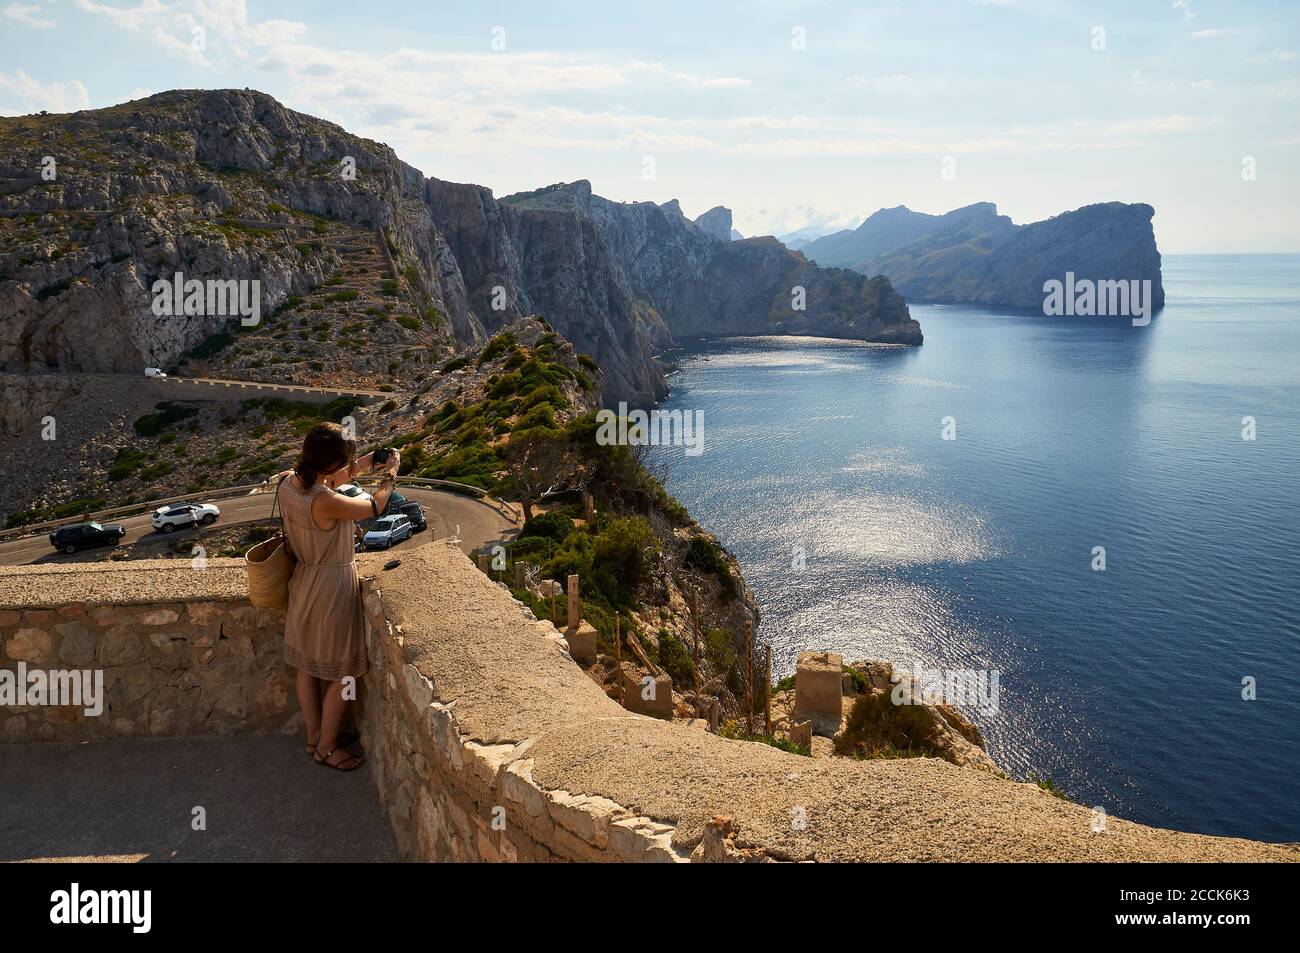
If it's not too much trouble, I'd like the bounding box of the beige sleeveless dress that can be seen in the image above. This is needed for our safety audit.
[276,478,368,681]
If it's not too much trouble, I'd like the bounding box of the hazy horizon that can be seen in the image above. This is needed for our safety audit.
[2,0,1297,254]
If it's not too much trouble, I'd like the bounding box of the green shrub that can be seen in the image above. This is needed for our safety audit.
[656,630,695,686]
[834,692,935,759]
[108,448,148,481]
[570,516,656,608]
[1029,775,1069,799]
[185,331,235,361]
[514,402,556,430]
[520,511,573,542]
[477,332,516,367]
[134,401,198,437]
[683,536,738,600]
[704,628,735,673]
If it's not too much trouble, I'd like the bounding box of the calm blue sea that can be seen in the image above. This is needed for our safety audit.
[651,254,1300,842]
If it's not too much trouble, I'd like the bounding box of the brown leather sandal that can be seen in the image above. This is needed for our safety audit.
[306,727,358,757]
[314,746,364,771]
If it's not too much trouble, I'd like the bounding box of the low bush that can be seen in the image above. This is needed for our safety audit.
[134,401,198,437]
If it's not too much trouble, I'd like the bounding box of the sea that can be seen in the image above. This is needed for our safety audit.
[650,254,1300,842]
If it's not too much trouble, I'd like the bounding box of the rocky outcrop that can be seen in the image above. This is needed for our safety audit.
[0,89,470,377]
[801,201,1165,311]
[1,89,921,409]
[693,206,733,242]
[428,179,920,403]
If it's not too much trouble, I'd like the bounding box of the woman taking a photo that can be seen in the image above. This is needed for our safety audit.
[275,423,399,771]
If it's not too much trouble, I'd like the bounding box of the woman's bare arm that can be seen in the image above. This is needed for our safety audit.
[348,451,376,480]
[314,489,380,523]
[313,451,401,524]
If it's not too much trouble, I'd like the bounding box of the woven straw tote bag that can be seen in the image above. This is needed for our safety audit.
[245,475,296,608]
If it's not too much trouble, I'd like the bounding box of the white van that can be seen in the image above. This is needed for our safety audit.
[144,367,168,379]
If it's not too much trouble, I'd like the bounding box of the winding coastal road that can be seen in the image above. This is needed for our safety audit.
[0,487,517,566]
[1,370,390,401]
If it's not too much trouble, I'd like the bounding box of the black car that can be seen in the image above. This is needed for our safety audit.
[50,521,126,554]
[397,500,426,531]
[357,491,425,533]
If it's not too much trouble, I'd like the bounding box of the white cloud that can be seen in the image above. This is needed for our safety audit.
[845,74,914,92]
[1104,114,1216,135]
[1247,49,1297,65]
[4,2,55,29]
[0,69,91,113]
[72,0,302,67]
[58,0,1255,200]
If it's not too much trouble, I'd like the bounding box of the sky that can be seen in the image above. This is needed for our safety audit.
[1,0,1297,252]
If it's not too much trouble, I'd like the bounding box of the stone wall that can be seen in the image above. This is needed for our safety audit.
[355,579,685,862]
[0,562,295,743]
[4,551,1296,863]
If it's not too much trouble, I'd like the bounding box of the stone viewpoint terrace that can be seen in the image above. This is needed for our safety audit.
[1,545,1296,862]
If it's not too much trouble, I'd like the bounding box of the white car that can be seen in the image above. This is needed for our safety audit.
[362,514,413,550]
[151,502,220,533]
[335,483,373,503]
[144,367,168,379]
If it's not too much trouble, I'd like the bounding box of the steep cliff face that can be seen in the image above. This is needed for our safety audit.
[693,206,733,242]
[802,201,1165,311]
[0,89,472,378]
[427,180,921,404]
[0,89,922,407]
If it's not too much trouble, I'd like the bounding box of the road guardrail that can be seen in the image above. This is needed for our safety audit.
[0,477,515,543]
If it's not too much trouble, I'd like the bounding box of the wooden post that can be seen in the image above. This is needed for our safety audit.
[764,644,772,735]
[745,618,754,736]
[615,612,623,704]
[566,574,580,631]
[476,553,489,573]
[691,588,701,720]
[583,491,594,522]
[514,561,527,589]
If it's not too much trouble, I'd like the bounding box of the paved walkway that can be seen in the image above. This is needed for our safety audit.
[0,735,398,862]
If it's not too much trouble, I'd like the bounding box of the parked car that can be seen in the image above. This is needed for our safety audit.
[362,515,413,550]
[335,483,372,503]
[397,500,426,531]
[49,522,126,554]
[151,502,220,533]
[350,485,397,533]
[144,367,167,379]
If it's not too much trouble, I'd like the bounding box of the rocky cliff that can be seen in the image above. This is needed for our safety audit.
[0,89,921,408]
[0,90,472,385]
[693,206,733,241]
[801,201,1165,311]
[429,178,920,404]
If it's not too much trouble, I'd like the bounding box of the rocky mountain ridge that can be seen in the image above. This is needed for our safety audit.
[0,89,921,407]
[428,177,920,403]
[799,201,1165,311]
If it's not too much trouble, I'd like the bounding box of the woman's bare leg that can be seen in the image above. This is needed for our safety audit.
[296,670,322,749]
[319,679,350,750]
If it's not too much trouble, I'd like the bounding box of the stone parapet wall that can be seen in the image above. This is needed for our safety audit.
[356,579,687,862]
[1,573,294,743]
[4,549,1296,863]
